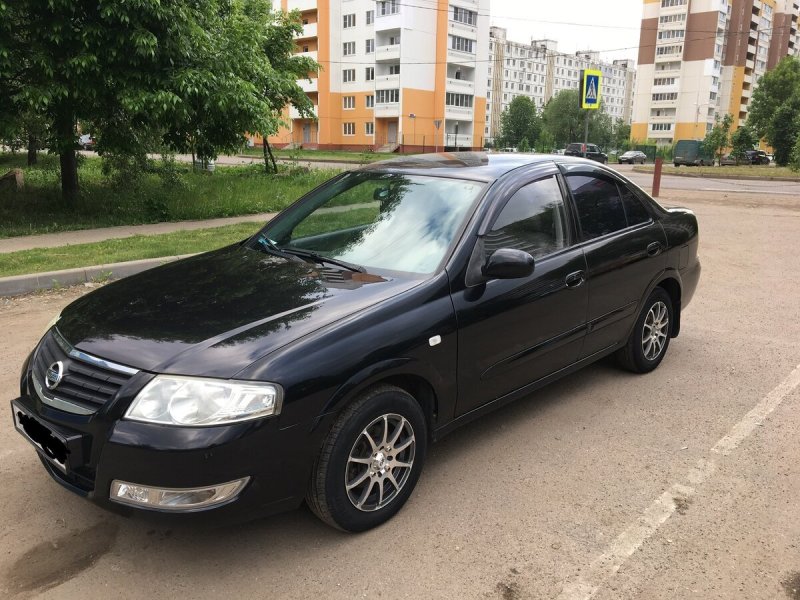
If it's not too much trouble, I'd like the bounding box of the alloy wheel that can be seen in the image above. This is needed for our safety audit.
[641,301,669,361]
[345,414,416,512]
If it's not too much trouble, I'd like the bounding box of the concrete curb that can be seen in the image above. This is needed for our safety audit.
[0,254,197,297]
[632,166,800,182]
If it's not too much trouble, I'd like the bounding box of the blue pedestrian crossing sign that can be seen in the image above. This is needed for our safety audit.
[580,69,602,109]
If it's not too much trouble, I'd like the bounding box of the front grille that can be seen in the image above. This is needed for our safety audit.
[33,329,137,414]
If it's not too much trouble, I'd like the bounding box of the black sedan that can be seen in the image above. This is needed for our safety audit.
[11,153,700,532]
[618,150,647,165]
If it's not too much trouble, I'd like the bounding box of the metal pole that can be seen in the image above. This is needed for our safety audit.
[653,157,663,197]
[583,110,589,158]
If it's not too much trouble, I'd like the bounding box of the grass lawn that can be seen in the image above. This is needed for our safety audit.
[0,222,264,278]
[240,147,394,163]
[634,164,800,179]
[0,153,340,239]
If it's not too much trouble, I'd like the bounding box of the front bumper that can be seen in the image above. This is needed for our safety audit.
[11,391,317,519]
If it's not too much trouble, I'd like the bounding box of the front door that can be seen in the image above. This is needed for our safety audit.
[452,173,589,416]
[387,122,398,144]
[302,123,311,143]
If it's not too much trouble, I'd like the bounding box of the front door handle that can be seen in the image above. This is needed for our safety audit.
[565,270,585,288]
[647,242,662,257]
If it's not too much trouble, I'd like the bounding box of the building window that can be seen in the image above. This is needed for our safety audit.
[343,41,355,56]
[343,68,356,83]
[650,123,673,131]
[388,34,400,45]
[657,29,685,40]
[452,6,477,26]
[377,0,399,16]
[366,39,374,53]
[343,123,355,136]
[365,122,375,135]
[366,10,374,25]
[343,14,355,28]
[652,92,678,101]
[445,92,473,107]
[343,96,355,109]
[376,89,400,103]
[366,94,374,108]
[365,67,375,81]
[450,35,474,53]
[656,45,683,56]
[653,77,676,86]
[660,0,686,7]
[389,64,400,75]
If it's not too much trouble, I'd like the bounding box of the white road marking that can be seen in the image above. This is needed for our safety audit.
[557,362,800,600]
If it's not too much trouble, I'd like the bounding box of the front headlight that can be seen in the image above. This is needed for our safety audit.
[125,375,283,426]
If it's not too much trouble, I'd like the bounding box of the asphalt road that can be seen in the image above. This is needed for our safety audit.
[1,188,800,599]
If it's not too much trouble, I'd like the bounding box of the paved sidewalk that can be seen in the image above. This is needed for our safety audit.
[0,212,276,254]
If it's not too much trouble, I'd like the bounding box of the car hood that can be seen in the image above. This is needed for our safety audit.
[56,245,420,378]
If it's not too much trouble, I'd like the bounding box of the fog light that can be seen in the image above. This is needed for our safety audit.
[110,477,249,512]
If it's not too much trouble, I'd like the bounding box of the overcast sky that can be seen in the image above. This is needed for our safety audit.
[489,0,644,62]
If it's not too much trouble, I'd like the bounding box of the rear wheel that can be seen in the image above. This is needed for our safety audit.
[617,287,673,374]
[306,385,427,532]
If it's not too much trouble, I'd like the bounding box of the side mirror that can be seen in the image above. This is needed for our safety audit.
[482,248,535,280]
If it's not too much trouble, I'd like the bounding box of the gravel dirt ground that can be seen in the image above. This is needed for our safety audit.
[1,187,799,599]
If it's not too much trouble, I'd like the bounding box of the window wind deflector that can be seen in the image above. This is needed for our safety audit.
[281,247,366,273]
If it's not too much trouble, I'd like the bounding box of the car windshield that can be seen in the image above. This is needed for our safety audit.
[253,172,485,275]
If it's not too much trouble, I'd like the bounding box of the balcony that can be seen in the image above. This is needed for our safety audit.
[298,78,317,93]
[375,44,401,62]
[294,22,317,39]
[740,103,749,113]
[375,103,400,118]
[374,11,402,32]
[447,49,477,67]
[446,77,475,94]
[296,50,318,62]
[375,74,400,89]
[287,0,316,11]
[445,105,474,120]
[290,104,317,120]
[448,20,478,40]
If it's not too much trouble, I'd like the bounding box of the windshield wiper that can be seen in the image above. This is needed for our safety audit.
[280,247,366,273]
[254,235,305,263]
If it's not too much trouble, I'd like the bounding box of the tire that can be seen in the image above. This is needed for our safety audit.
[306,385,427,532]
[617,287,673,374]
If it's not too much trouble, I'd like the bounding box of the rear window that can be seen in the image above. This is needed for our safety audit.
[566,144,582,152]
[566,175,628,240]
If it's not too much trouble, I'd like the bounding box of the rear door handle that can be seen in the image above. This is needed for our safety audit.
[647,242,662,257]
[565,270,585,288]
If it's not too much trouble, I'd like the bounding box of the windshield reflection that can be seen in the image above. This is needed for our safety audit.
[262,174,484,275]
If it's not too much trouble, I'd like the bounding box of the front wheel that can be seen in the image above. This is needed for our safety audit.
[617,287,673,373]
[306,385,427,532]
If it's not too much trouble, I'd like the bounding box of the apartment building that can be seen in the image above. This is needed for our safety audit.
[485,27,637,145]
[632,0,800,147]
[268,0,489,151]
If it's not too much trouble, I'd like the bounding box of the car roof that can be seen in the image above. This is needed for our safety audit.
[358,152,602,182]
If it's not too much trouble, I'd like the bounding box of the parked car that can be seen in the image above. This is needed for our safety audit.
[12,153,700,531]
[565,142,608,164]
[618,150,648,165]
[673,139,713,166]
[720,154,739,166]
[744,150,770,165]
[78,134,96,151]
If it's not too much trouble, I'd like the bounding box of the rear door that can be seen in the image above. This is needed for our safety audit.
[560,165,667,358]
[452,170,588,415]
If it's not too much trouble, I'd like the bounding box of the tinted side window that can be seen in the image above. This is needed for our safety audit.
[619,184,651,226]
[485,176,568,259]
[567,175,627,240]
[588,145,599,153]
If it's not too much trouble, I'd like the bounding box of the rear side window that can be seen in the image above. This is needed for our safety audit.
[566,175,627,240]
[619,184,651,226]
[485,176,568,259]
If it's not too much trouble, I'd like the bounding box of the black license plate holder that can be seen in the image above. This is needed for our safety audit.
[11,400,85,473]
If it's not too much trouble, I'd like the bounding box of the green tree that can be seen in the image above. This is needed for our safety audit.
[542,90,583,148]
[746,56,800,166]
[517,137,531,152]
[588,111,613,150]
[499,96,541,149]
[729,125,757,164]
[256,8,319,173]
[612,120,631,152]
[702,113,733,165]
[2,0,277,201]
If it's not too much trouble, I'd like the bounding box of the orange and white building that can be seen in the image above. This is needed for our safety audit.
[268,0,489,152]
[632,0,800,146]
